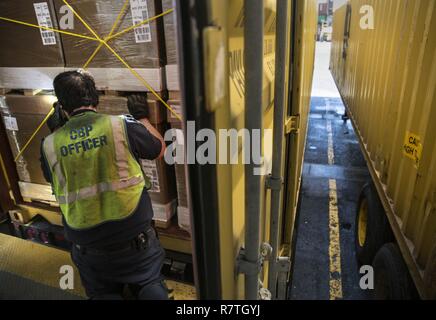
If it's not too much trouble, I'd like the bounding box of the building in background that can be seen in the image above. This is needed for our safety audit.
[317,0,333,41]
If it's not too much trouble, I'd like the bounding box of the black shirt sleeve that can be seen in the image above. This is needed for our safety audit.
[39,138,53,184]
[124,116,163,161]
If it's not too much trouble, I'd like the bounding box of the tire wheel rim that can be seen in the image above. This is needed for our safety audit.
[358,199,368,247]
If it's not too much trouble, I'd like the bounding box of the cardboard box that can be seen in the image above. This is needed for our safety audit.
[162,0,178,65]
[162,0,180,91]
[0,0,65,68]
[98,94,167,124]
[166,91,183,123]
[0,94,55,185]
[141,157,176,205]
[175,164,188,207]
[140,122,176,204]
[153,199,177,229]
[170,121,188,208]
[53,0,165,69]
[177,206,190,233]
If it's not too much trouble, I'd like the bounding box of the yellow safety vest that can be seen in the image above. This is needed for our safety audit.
[43,112,150,230]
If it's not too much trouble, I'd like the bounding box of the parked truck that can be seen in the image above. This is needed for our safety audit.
[331,0,436,299]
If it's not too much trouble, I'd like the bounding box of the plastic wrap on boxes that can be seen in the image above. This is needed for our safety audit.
[0,0,64,68]
[52,0,165,69]
[162,0,178,65]
[170,121,188,207]
[177,206,190,233]
[175,164,188,207]
[0,95,55,186]
[166,91,182,123]
[153,199,177,229]
[162,0,179,91]
[141,156,176,205]
[140,121,176,204]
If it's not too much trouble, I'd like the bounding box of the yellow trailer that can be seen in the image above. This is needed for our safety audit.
[175,0,317,299]
[331,0,436,299]
[0,0,318,300]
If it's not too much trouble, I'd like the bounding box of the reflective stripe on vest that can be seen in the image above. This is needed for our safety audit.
[110,116,130,180]
[43,113,147,230]
[57,176,144,205]
[44,133,66,190]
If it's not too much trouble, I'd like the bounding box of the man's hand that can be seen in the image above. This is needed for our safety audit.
[47,102,68,133]
[127,94,150,120]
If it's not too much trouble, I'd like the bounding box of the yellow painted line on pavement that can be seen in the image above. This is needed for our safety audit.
[328,179,343,300]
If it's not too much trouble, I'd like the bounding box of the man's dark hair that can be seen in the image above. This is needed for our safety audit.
[53,71,99,114]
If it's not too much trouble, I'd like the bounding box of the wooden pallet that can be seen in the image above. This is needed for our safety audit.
[18,182,59,207]
[1,88,45,96]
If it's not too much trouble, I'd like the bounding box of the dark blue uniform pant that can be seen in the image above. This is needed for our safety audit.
[71,230,168,300]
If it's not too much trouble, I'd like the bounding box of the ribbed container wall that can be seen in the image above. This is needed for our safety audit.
[331,0,436,298]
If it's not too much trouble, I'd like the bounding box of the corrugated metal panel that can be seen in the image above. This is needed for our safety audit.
[210,0,317,299]
[284,0,318,247]
[331,0,436,298]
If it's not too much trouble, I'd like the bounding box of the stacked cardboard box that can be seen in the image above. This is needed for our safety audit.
[0,0,184,230]
[0,0,167,91]
[52,0,165,69]
[0,0,65,89]
[52,0,166,92]
[0,94,56,202]
[166,91,183,123]
[162,0,180,91]
[98,94,167,124]
[167,92,190,232]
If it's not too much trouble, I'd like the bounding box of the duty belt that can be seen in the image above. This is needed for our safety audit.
[74,226,157,255]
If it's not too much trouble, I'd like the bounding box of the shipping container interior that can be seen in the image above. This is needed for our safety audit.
[0,0,319,300]
[0,0,195,292]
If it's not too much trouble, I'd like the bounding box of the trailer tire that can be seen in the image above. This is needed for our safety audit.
[355,183,393,266]
[373,243,418,300]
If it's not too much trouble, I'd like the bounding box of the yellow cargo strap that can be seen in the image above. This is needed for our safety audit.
[14,108,55,162]
[0,2,179,163]
[0,17,98,42]
[83,0,130,69]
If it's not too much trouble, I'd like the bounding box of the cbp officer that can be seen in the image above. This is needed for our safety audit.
[40,70,169,300]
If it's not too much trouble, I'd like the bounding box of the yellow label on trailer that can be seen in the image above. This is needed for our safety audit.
[403,132,423,166]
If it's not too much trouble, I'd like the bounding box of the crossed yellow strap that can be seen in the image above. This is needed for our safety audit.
[0,0,179,162]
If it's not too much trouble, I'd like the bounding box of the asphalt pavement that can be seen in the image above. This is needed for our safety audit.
[289,42,372,300]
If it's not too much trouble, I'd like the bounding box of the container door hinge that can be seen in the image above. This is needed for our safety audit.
[236,242,272,275]
[276,257,292,300]
[285,115,300,134]
[265,175,283,191]
[236,248,262,276]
